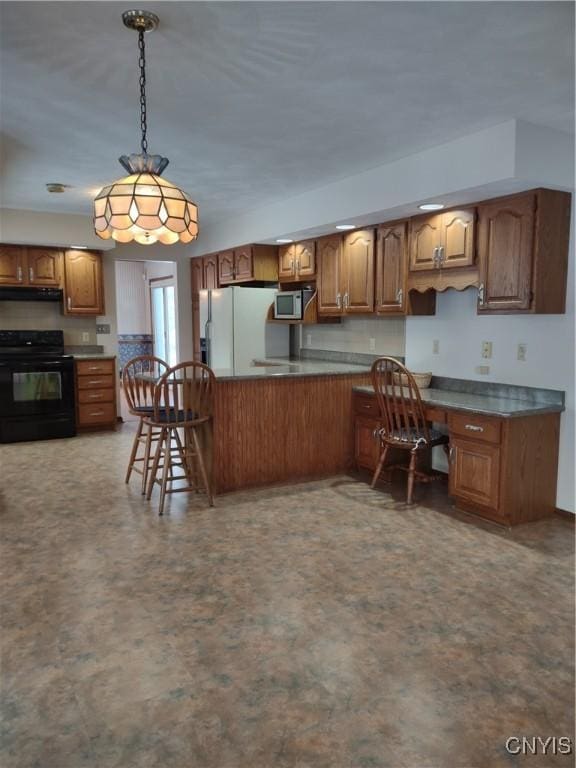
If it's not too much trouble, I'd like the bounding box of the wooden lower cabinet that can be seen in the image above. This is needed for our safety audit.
[355,416,381,470]
[449,437,500,512]
[352,391,561,526]
[75,358,117,430]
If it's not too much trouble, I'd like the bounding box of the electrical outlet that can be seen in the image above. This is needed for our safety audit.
[475,365,490,375]
[368,337,376,352]
[81,332,90,343]
[481,341,493,359]
[517,343,527,361]
[432,339,440,355]
[306,333,312,347]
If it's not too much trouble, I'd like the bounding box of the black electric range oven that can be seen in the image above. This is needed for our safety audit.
[0,330,76,443]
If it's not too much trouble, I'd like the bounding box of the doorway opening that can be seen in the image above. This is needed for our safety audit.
[114,259,178,420]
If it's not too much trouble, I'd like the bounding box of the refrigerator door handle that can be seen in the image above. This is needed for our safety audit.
[204,320,212,367]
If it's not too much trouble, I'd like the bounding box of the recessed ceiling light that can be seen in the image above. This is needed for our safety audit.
[276,238,293,244]
[418,203,445,211]
[335,224,356,230]
[46,183,69,193]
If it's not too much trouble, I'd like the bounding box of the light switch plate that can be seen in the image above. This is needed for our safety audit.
[475,365,490,375]
[369,337,376,352]
[81,332,90,343]
[432,339,440,355]
[517,343,527,361]
[481,341,493,359]
[96,324,111,335]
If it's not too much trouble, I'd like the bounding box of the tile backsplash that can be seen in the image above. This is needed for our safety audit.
[300,315,405,357]
[0,301,97,345]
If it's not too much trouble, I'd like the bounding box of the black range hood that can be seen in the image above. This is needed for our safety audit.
[0,286,63,302]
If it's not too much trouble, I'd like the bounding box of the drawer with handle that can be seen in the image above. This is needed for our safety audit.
[448,412,501,444]
[353,393,379,417]
[78,402,115,425]
[78,388,114,404]
[77,374,114,390]
[76,359,115,376]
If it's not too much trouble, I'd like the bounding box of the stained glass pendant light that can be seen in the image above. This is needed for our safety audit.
[94,10,198,245]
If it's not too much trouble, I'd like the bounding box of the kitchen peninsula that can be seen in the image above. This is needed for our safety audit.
[210,360,564,527]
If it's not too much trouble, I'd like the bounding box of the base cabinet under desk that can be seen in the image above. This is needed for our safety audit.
[74,358,118,430]
[352,391,561,526]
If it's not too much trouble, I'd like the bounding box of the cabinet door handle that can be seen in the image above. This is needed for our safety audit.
[433,247,439,267]
[17,266,23,282]
[88,366,100,371]
[438,246,444,265]
[449,446,455,462]
[362,404,372,410]
[88,380,102,385]
[296,258,300,273]
[89,411,104,417]
[478,283,485,305]
[290,259,294,274]
[465,424,484,432]
[67,296,72,310]
[336,293,341,309]
[343,292,349,309]
[29,267,34,282]
[396,288,403,305]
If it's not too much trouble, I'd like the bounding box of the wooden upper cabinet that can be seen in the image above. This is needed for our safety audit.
[191,258,204,295]
[440,209,475,269]
[26,247,62,286]
[203,254,218,290]
[278,240,316,282]
[409,215,442,271]
[477,192,535,313]
[317,235,343,315]
[218,250,235,284]
[295,240,316,279]
[375,222,406,314]
[63,249,104,315]
[0,245,62,287]
[234,246,253,281]
[218,244,278,285]
[0,245,25,284]
[343,229,374,313]
[409,208,476,271]
[278,244,296,281]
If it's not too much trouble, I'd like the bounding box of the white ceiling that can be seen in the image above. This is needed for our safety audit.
[1,1,573,226]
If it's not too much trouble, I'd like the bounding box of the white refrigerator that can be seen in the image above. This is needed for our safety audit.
[199,286,289,370]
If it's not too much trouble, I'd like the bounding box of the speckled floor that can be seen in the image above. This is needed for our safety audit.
[1,424,574,768]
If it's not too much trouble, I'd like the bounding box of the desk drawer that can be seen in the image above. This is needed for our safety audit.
[78,387,114,404]
[448,413,501,444]
[76,359,115,376]
[78,402,115,425]
[77,374,114,390]
[353,393,379,417]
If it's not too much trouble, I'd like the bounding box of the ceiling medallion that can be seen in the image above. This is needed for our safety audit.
[93,10,198,245]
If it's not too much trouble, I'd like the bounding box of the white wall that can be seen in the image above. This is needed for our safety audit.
[301,316,405,358]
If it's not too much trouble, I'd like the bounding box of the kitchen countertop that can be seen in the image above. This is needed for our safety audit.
[212,358,371,381]
[70,354,116,360]
[353,385,564,418]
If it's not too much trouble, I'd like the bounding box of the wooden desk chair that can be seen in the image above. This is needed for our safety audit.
[145,361,215,515]
[122,355,169,494]
[371,357,449,505]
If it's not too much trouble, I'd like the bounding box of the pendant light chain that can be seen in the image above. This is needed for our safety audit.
[138,28,148,154]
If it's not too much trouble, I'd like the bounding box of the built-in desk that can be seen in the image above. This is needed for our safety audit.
[352,385,564,526]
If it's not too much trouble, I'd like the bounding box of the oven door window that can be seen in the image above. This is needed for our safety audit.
[13,372,62,402]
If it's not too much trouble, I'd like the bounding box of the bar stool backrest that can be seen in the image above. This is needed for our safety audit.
[153,361,215,425]
[122,355,169,414]
[371,356,430,443]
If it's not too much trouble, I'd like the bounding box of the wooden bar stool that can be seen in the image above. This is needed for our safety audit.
[145,362,215,515]
[122,355,169,494]
[371,357,449,505]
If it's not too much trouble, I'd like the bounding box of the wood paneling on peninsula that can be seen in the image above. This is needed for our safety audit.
[212,372,370,492]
